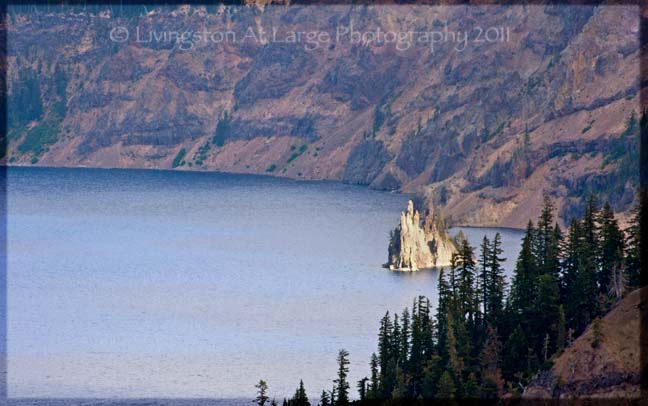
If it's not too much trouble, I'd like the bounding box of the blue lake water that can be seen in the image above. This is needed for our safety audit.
[6,167,524,400]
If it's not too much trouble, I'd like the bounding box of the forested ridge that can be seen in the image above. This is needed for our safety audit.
[254,195,642,405]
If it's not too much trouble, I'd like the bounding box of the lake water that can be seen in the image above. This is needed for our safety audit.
[5,167,524,401]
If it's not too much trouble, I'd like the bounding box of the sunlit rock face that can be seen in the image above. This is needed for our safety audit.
[387,200,456,271]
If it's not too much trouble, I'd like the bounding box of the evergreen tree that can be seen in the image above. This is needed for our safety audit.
[556,305,566,354]
[255,380,270,406]
[598,202,625,297]
[391,368,408,399]
[625,202,641,289]
[445,309,465,388]
[334,349,350,406]
[367,353,379,399]
[318,390,330,406]
[421,355,442,399]
[562,219,582,329]
[579,195,601,324]
[533,273,560,358]
[400,307,411,366]
[487,232,507,329]
[377,312,394,396]
[436,371,456,399]
[535,196,561,279]
[480,324,504,397]
[356,377,368,402]
[479,236,491,322]
[510,221,538,331]
[436,268,452,363]
[291,380,310,406]
[463,372,479,399]
[502,325,528,382]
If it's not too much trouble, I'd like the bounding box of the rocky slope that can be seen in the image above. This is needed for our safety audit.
[523,287,644,400]
[2,3,642,228]
[386,199,456,271]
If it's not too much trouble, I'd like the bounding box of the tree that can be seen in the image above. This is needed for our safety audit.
[445,309,465,388]
[367,353,379,399]
[436,268,452,363]
[463,372,479,399]
[562,219,582,329]
[535,196,561,279]
[502,325,528,382]
[213,110,231,147]
[480,324,504,397]
[377,312,395,397]
[356,377,368,402]
[334,349,350,406]
[556,305,566,354]
[255,380,269,406]
[479,235,491,322]
[625,202,641,289]
[591,317,603,348]
[291,380,310,406]
[421,355,442,399]
[318,390,330,406]
[533,273,560,358]
[400,307,411,367]
[436,371,456,399]
[510,221,538,326]
[598,202,625,297]
[487,232,507,329]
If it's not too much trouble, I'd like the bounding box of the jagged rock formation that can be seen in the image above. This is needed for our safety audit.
[523,287,644,400]
[386,200,457,271]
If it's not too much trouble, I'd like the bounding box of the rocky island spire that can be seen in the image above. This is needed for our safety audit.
[386,199,457,271]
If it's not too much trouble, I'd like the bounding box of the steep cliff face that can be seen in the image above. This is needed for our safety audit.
[387,200,456,271]
[2,4,642,227]
[523,287,644,399]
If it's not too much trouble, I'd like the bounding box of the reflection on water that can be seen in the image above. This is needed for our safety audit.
[7,167,523,399]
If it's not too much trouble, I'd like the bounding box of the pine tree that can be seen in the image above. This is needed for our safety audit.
[436,371,456,399]
[255,380,270,406]
[391,368,408,399]
[579,195,600,324]
[562,219,582,329]
[291,380,310,406]
[400,307,411,367]
[463,372,479,399]
[445,309,464,388]
[377,312,394,396]
[356,377,368,402]
[334,349,350,406]
[535,196,555,275]
[510,221,537,330]
[480,324,504,397]
[533,273,560,358]
[368,353,379,399]
[598,202,625,298]
[479,235,492,322]
[556,305,566,354]
[436,268,452,363]
[318,390,330,406]
[502,325,528,382]
[421,355,442,399]
[625,202,641,289]
[487,232,507,329]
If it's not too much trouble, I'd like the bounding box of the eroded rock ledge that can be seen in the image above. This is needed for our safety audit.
[386,200,457,271]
